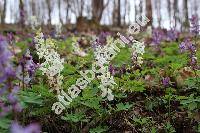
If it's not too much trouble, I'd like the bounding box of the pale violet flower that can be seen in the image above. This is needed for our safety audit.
[72,37,87,57]
[132,40,145,55]
[34,29,64,94]
[131,40,145,66]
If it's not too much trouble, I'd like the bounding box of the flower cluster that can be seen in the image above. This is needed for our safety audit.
[179,38,198,69]
[11,122,41,133]
[0,35,22,116]
[52,15,149,115]
[152,28,165,45]
[7,86,22,112]
[166,29,179,41]
[179,38,196,53]
[131,40,145,66]
[109,64,126,76]
[72,37,87,57]
[151,28,179,46]
[0,35,14,83]
[52,34,128,115]
[34,29,64,94]
[95,32,110,46]
[94,44,117,100]
[7,32,15,45]
[97,68,116,101]
[162,77,170,87]
[16,49,39,84]
[189,15,199,35]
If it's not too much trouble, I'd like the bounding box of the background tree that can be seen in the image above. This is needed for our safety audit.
[173,0,179,29]
[122,0,128,25]
[92,0,109,24]
[46,0,51,25]
[182,0,189,31]
[112,0,121,26]
[155,0,161,27]
[58,0,63,24]
[167,0,172,28]
[0,0,198,31]
[19,0,25,27]
[1,0,6,24]
[70,0,85,18]
[146,0,152,27]
[117,0,121,26]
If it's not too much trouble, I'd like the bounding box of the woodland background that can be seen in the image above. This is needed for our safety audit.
[0,0,199,31]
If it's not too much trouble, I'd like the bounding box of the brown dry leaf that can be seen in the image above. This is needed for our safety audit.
[175,67,195,87]
[193,111,200,121]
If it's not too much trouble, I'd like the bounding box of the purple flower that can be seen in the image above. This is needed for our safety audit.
[7,32,14,44]
[0,37,12,62]
[119,64,126,75]
[12,102,23,112]
[152,29,165,45]
[109,64,116,75]
[0,86,7,95]
[11,122,41,133]
[189,55,198,68]
[179,41,188,52]
[189,15,199,35]
[0,36,14,83]
[162,77,170,87]
[24,50,39,76]
[167,29,179,41]
[0,35,21,116]
[16,49,39,84]
[7,86,19,103]
[50,30,57,38]
[96,32,110,46]
[179,38,199,69]
[0,100,11,117]
[179,38,196,53]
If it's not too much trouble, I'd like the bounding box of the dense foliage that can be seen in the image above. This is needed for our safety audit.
[0,16,200,133]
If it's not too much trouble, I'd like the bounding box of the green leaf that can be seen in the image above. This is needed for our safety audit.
[123,80,145,92]
[80,97,101,110]
[89,126,108,133]
[116,102,133,112]
[61,113,88,123]
[0,117,11,129]
[19,90,43,107]
[151,127,157,133]
[188,102,198,110]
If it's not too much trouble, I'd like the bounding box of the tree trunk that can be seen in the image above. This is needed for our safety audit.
[145,0,152,27]
[117,0,121,26]
[46,0,51,25]
[80,0,84,17]
[194,0,198,15]
[92,0,106,24]
[156,0,161,27]
[173,0,178,29]
[183,0,189,31]
[65,0,70,24]
[58,0,63,24]
[134,0,138,22]
[31,0,36,16]
[139,0,143,17]
[122,0,128,25]
[1,0,6,24]
[167,0,171,28]
[112,0,117,26]
[19,0,25,27]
